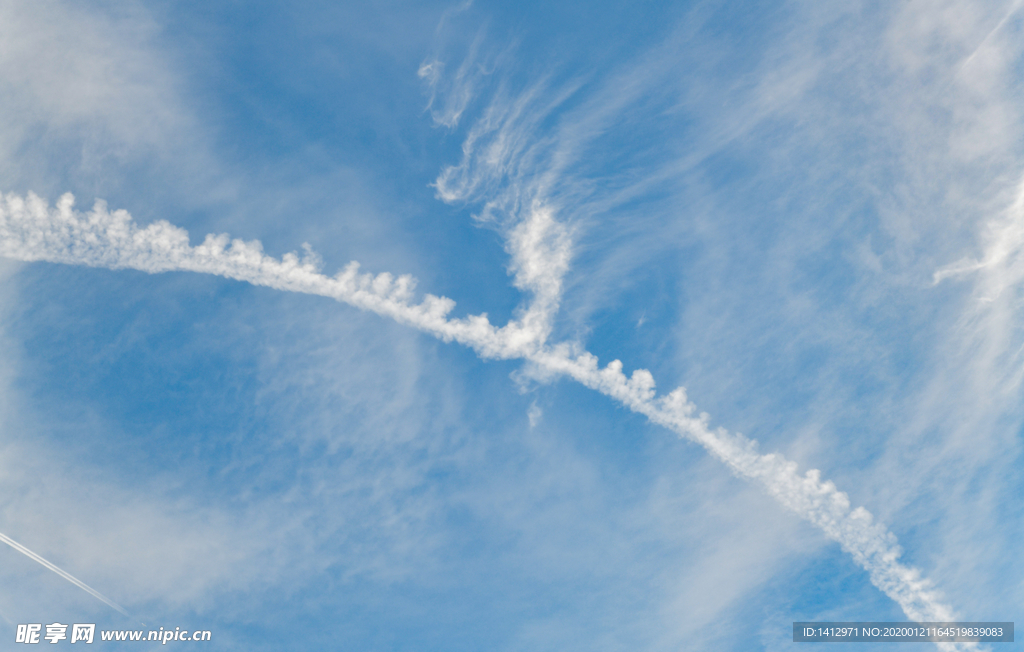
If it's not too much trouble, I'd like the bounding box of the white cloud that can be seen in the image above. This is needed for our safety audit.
[0,190,966,636]
[5,0,1021,643]
[0,272,480,624]
[0,0,203,196]
[527,402,542,427]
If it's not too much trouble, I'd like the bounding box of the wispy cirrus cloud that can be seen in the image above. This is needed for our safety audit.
[418,0,488,129]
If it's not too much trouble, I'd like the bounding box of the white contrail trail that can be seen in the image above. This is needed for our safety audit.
[0,530,128,615]
[530,347,959,626]
[0,191,968,644]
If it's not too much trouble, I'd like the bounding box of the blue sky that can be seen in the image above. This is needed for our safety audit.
[0,0,1023,650]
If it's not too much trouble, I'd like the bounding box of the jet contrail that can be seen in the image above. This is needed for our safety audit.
[0,191,970,647]
[0,530,128,616]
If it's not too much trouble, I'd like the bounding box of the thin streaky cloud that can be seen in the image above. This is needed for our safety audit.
[954,0,1024,76]
[933,176,1024,292]
[0,530,128,616]
[419,12,488,129]
[0,191,969,645]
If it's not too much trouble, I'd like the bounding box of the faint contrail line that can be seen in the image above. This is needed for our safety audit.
[0,530,128,616]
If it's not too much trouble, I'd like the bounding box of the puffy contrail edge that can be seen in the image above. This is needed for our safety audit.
[0,191,970,648]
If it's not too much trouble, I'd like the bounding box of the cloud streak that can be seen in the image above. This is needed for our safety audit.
[418,1,486,129]
[0,529,127,616]
[0,190,966,639]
